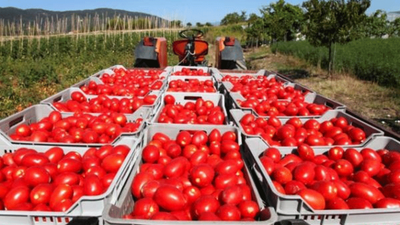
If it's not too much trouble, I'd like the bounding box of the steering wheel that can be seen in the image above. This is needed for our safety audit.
[179,29,204,39]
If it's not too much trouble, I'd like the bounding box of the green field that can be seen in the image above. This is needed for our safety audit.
[271,38,400,87]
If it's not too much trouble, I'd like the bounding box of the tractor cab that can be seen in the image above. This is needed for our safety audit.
[134,37,168,68]
[172,29,209,66]
[215,36,247,70]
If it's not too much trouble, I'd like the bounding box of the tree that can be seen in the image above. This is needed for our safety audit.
[357,10,389,38]
[260,0,303,42]
[196,22,203,27]
[205,22,213,27]
[240,11,247,22]
[247,13,259,25]
[245,17,268,47]
[170,20,182,28]
[302,0,370,75]
[186,22,192,27]
[388,17,400,37]
[221,12,241,25]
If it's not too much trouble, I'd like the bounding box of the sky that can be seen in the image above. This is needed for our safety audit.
[0,0,399,24]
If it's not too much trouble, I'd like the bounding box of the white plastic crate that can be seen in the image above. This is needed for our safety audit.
[166,76,218,93]
[245,136,400,225]
[103,124,278,225]
[0,134,141,224]
[40,87,161,118]
[150,92,229,125]
[230,109,384,149]
[0,105,149,147]
[228,91,346,119]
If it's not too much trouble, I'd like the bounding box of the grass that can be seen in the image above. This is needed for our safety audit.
[245,46,400,133]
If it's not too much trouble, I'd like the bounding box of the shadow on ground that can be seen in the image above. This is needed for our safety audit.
[277,69,311,79]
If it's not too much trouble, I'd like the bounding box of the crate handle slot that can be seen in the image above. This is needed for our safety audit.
[324,101,335,109]
[52,96,62,103]
[9,116,24,128]
[184,96,202,101]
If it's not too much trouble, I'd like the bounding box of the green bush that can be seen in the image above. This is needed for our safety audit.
[271,38,400,87]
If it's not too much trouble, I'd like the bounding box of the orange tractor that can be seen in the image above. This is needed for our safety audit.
[134,29,246,70]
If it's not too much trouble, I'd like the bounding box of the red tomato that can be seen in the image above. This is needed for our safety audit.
[272,166,293,185]
[163,157,189,179]
[45,147,64,163]
[131,198,159,219]
[349,182,384,204]
[284,180,306,195]
[332,159,353,177]
[193,195,220,217]
[344,148,364,167]
[374,198,400,208]
[190,164,215,188]
[142,145,160,163]
[238,200,259,218]
[216,204,241,221]
[359,159,382,177]
[347,197,373,209]
[20,153,49,167]
[23,166,51,187]
[293,162,315,185]
[326,197,349,209]
[183,186,201,205]
[101,153,125,173]
[297,189,325,210]
[83,175,104,196]
[4,186,30,210]
[176,131,192,147]
[198,212,221,221]
[310,181,338,201]
[57,158,82,173]
[296,144,315,161]
[151,212,178,220]
[220,185,243,205]
[30,183,54,205]
[153,185,187,211]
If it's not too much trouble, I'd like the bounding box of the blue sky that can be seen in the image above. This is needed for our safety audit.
[0,0,398,24]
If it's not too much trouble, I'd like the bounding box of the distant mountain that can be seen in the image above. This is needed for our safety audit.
[0,7,168,32]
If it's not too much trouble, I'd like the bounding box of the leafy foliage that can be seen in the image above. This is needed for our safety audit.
[302,0,370,74]
[260,0,303,42]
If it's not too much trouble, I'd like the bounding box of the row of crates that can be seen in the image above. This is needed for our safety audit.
[0,65,398,225]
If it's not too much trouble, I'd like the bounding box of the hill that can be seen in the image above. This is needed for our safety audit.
[0,7,167,32]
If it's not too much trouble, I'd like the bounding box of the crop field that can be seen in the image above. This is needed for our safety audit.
[0,30,180,118]
[271,38,400,87]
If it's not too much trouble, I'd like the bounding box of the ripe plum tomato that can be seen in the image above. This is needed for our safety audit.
[4,186,30,210]
[131,198,159,219]
[153,185,187,211]
[192,195,220,218]
[297,189,325,210]
[190,164,215,188]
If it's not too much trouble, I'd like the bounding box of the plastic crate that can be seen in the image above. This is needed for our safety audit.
[103,124,278,225]
[40,87,162,118]
[0,104,149,147]
[172,65,211,76]
[0,134,141,224]
[230,109,384,149]
[228,91,346,119]
[166,76,218,93]
[150,92,229,125]
[244,136,400,225]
